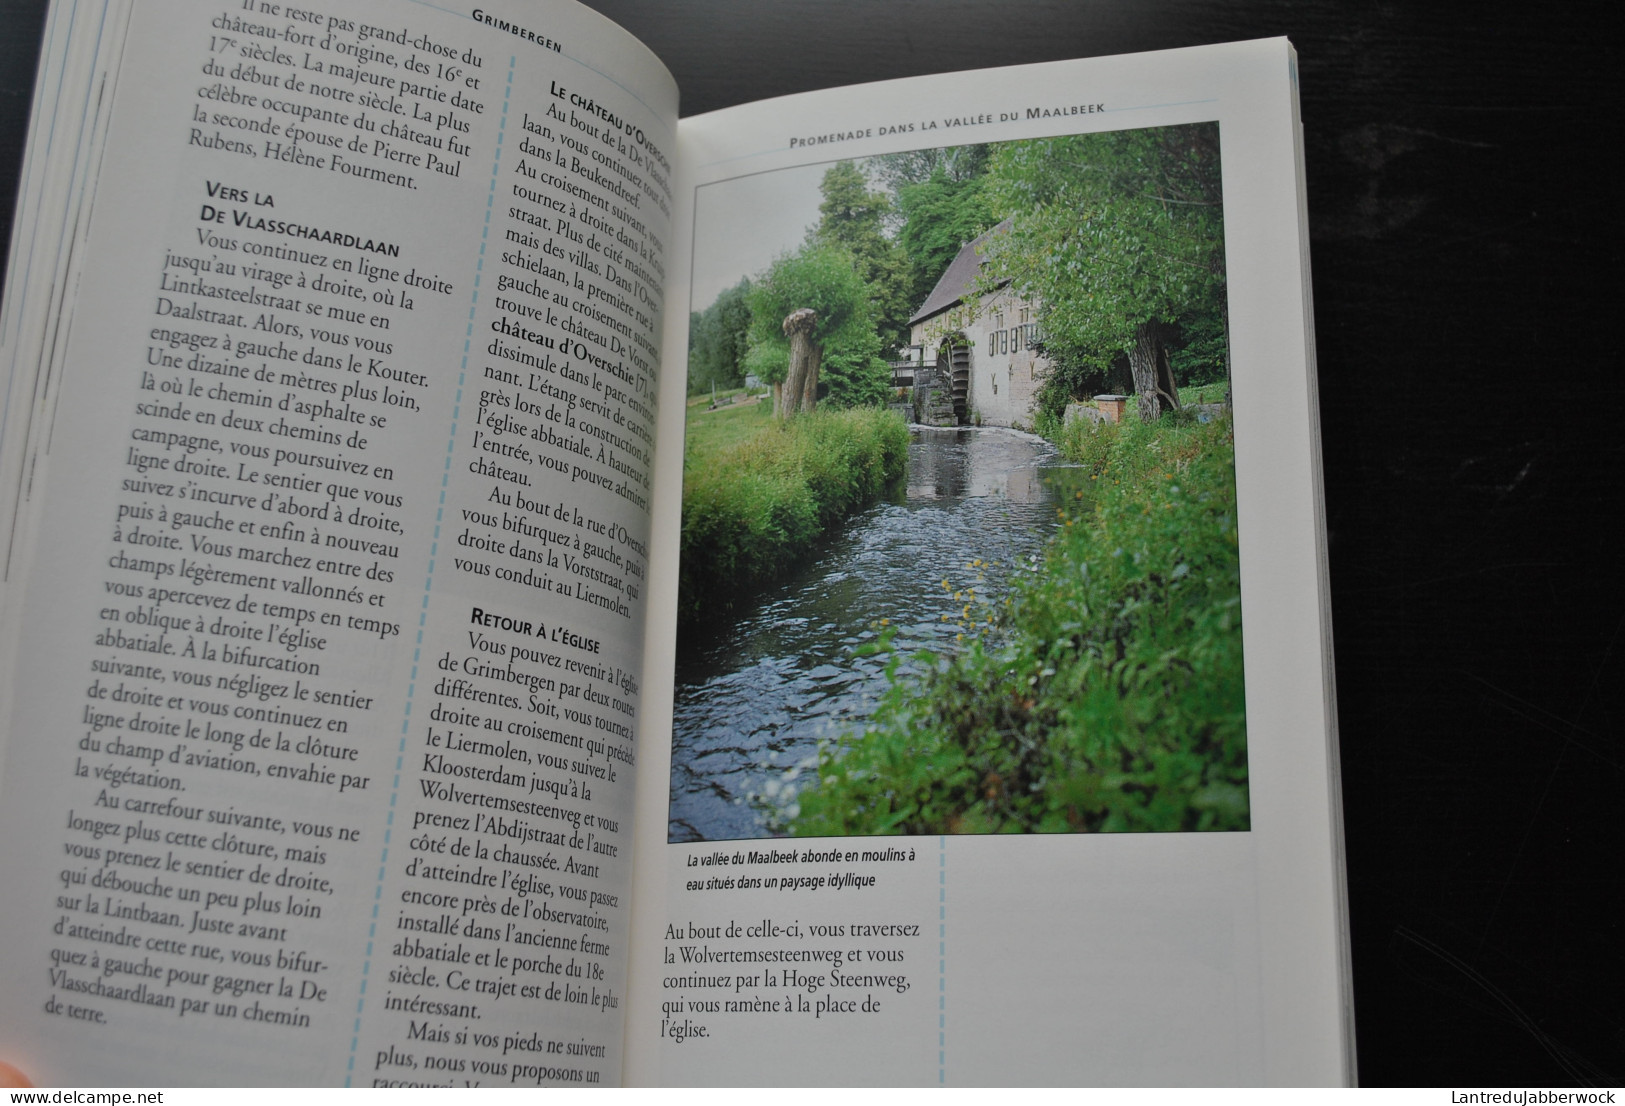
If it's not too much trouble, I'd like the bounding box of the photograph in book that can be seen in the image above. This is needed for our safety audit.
[669,122,1249,843]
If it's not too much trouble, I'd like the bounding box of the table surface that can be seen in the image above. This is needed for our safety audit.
[3,0,1621,1086]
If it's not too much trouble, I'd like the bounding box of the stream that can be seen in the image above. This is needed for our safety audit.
[668,425,1090,842]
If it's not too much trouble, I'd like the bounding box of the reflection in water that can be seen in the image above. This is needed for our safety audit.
[669,427,1087,842]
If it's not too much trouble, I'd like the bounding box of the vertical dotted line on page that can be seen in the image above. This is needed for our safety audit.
[938,834,947,1085]
[343,54,517,1085]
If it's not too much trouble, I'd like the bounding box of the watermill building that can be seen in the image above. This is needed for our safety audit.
[896,220,1049,428]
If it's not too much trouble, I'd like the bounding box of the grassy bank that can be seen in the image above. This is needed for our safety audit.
[789,410,1246,836]
[680,405,909,628]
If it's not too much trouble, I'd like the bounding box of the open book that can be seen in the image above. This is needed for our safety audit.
[0,0,1348,1086]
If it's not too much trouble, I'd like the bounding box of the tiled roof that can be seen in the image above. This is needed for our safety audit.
[907,218,1011,326]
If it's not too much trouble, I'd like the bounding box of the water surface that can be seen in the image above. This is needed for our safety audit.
[669,426,1086,841]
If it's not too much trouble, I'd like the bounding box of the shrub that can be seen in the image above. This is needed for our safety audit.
[679,408,908,629]
[788,412,1246,836]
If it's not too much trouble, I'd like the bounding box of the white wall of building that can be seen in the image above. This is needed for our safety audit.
[910,286,1048,429]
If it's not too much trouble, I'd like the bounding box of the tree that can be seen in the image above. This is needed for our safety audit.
[780,308,820,414]
[745,242,889,413]
[894,165,995,311]
[981,123,1227,421]
[687,277,752,395]
[810,161,913,355]
[868,144,990,193]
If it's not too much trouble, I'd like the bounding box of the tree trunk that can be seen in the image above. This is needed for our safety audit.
[781,308,820,416]
[1128,321,1179,422]
[800,339,822,412]
[1154,340,1181,413]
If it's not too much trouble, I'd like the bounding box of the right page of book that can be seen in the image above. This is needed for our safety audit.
[626,38,1350,1086]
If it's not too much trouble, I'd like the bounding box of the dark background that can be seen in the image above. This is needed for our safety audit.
[3,0,1620,1086]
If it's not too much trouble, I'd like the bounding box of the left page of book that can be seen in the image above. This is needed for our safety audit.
[0,0,675,1086]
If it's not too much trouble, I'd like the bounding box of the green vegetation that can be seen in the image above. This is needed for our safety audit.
[1033,382,1231,442]
[680,406,908,628]
[979,123,1228,422]
[687,277,752,396]
[1167,306,1230,389]
[810,161,914,354]
[1177,381,1230,406]
[744,243,891,409]
[892,160,995,313]
[686,385,760,408]
[683,392,774,460]
[728,160,919,410]
[789,411,1246,835]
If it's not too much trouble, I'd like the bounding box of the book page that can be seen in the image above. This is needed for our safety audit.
[627,39,1350,1086]
[0,0,139,603]
[0,0,674,1085]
